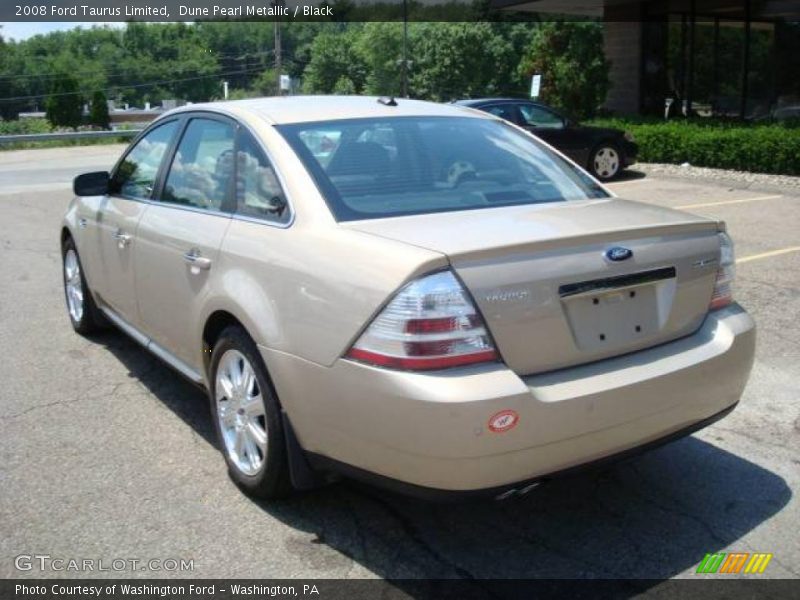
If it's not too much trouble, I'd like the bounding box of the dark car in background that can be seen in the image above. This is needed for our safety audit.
[455,98,638,181]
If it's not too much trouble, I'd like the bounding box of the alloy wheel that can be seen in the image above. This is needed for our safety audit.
[215,349,268,476]
[64,248,84,323]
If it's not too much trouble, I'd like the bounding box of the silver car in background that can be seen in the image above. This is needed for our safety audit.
[62,97,755,500]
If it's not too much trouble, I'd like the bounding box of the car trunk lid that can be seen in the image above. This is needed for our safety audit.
[343,198,722,375]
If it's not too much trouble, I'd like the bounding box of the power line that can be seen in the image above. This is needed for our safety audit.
[0,65,268,103]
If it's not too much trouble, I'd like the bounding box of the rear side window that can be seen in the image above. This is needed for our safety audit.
[235,131,289,224]
[111,120,177,198]
[162,118,235,212]
[518,104,565,129]
[277,116,607,221]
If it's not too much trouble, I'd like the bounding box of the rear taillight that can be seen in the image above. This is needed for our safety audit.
[346,270,498,370]
[710,232,735,310]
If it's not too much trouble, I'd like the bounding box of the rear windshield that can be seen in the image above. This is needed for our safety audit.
[277,116,608,221]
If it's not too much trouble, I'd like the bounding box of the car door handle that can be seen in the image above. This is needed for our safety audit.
[78,218,88,229]
[183,249,212,270]
[112,228,131,248]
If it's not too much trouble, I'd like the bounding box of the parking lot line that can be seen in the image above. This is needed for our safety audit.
[737,246,800,264]
[677,195,782,209]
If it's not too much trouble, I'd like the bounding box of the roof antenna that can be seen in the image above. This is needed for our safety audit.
[377,96,398,107]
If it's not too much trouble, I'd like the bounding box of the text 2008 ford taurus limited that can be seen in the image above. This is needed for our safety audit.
[62,96,755,500]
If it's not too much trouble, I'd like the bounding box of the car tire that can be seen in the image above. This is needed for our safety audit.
[589,142,623,181]
[209,326,292,499]
[62,236,105,335]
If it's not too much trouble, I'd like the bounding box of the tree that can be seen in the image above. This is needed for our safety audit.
[0,30,31,120]
[409,23,518,102]
[89,91,110,129]
[45,75,83,129]
[333,76,357,94]
[227,88,259,100]
[302,27,366,94]
[356,22,404,97]
[3,20,552,117]
[251,68,279,96]
[518,22,610,120]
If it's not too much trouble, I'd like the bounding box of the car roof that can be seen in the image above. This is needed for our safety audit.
[164,95,492,125]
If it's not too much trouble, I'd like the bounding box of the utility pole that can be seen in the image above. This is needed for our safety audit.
[273,0,283,95]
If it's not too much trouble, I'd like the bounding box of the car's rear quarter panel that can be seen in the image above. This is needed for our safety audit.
[208,222,447,368]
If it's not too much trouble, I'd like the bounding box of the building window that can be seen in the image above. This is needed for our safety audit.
[641,4,793,120]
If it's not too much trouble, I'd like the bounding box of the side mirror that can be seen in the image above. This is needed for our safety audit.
[73,171,110,196]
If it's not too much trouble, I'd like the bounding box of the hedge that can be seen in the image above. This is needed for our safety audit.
[588,119,800,176]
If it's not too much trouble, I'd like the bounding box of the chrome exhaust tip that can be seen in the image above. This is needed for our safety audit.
[494,488,518,501]
[518,482,541,495]
[495,481,542,501]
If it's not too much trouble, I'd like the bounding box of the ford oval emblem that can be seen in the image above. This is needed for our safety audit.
[605,246,633,262]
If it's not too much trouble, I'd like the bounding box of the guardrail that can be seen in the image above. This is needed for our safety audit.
[0,129,142,145]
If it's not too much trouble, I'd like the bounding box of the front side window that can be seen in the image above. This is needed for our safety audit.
[111,120,177,198]
[162,118,235,212]
[235,131,289,223]
[277,116,607,221]
[518,104,565,129]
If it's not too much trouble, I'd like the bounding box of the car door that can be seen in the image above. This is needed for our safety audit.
[515,103,590,164]
[134,114,235,368]
[94,119,180,323]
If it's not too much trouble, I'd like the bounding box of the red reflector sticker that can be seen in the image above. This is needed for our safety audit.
[488,410,519,433]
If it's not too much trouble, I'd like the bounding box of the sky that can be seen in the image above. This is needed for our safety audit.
[1,22,122,41]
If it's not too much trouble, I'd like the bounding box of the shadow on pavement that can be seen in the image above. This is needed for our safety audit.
[98,331,218,448]
[98,330,791,587]
[611,169,648,184]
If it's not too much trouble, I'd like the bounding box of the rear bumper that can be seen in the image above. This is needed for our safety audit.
[262,304,755,494]
[306,402,738,501]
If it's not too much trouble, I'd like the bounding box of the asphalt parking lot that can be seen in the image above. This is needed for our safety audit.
[1,145,798,583]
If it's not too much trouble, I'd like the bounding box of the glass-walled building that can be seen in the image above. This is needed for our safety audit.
[642,5,800,118]
[494,0,800,119]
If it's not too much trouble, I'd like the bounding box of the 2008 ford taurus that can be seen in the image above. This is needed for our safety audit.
[62,96,755,500]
